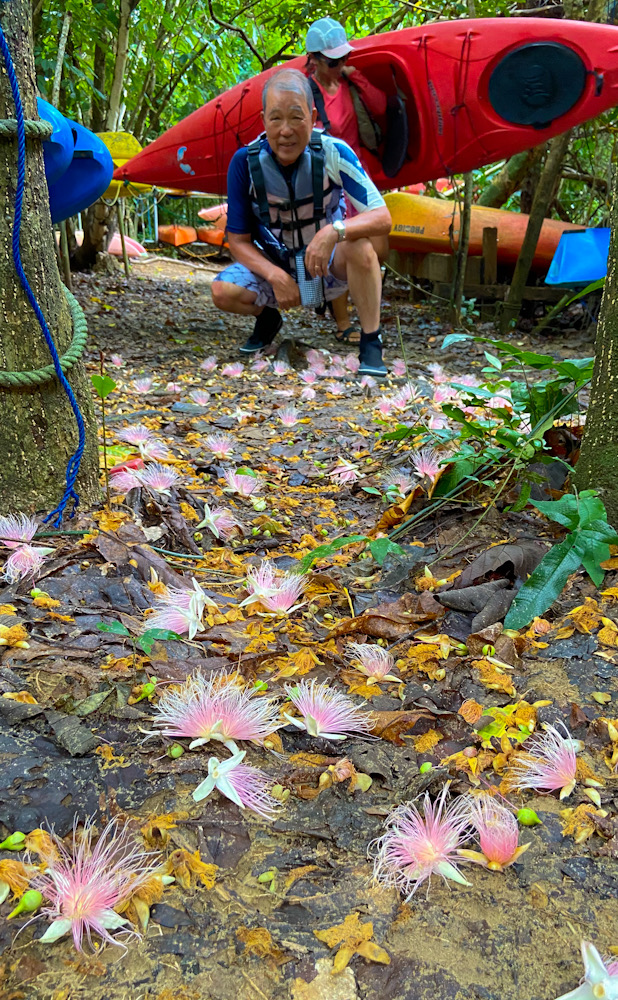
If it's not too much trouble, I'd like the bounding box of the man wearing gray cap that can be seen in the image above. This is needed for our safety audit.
[211,67,392,376]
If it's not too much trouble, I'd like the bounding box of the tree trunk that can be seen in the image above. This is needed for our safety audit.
[450,172,474,325]
[574,174,618,526]
[0,0,99,513]
[50,11,71,108]
[106,0,133,131]
[478,147,545,208]
[499,129,572,333]
[91,42,107,133]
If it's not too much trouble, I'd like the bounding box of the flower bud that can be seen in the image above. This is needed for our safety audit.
[8,890,43,919]
[516,808,542,827]
[0,832,26,851]
[419,762,433,774]
[167,744,184,759]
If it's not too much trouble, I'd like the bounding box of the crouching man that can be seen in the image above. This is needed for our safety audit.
[210,67,392,376]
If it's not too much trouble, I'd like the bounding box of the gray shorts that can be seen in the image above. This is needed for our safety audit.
[213,261,348,308]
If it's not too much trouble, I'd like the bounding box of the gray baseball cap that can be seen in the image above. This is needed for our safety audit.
[305,17,353,59]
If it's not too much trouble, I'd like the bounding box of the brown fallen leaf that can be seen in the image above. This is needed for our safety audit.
[326,593,444,641]
[371,709,434,744]
[314,911,390,974]
[374,487,422,533]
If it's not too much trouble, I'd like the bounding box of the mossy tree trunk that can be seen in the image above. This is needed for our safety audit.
[0,0,99,514]
[574,175,618,526]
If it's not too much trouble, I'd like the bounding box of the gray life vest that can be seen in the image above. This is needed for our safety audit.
[247,130,343,253]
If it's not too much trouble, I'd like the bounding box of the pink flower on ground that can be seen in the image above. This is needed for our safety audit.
[251,357,269,373]
[165,382,181,393]
[330,457,360,485]
[145,579,216,640]
[110,354,124,368]
[28,817,161,951]
[109,469,142,492]
[223,470,262,497]
[272,361,290,376]
[232,408,252,423]
[391,359,407,377]
[221,363,244,378]
[331,354,345,365]
[192,751,281,818]
[0,514,38,549]
[457,374,480,388]
[138,463,181,495]
[554,943,618,1000]
[116,424,168,461]
[458,793,530,872]
[196,505,239,540]
[433,385,458,405]
[376,396,394,417]
[506,722,580,799]
[410,448,442,481]
[273,389,295,399]
[278,405,300,428]
[190,390,211,406]
[200,356,218,372]
[427,362,448,383]
[391,383,416,410]
[3,544,54,583]
[299,370,317,385]
[300,387,316,401]
[131,377,154,393]
[284,679,374,740]
[150,670,281,752]
[360,375,376,389]
[344,353,360,374]
[371,784,472,898]
[310,360,327,377]
[346,642,399,683]
[488,395,512,410]
[324,381,345,395]
[427,411,448,431]
[306,349,324,366]
[204,433,235,460]
[382,468,416,497]
[239,561,306,614]
[328,365,346,378]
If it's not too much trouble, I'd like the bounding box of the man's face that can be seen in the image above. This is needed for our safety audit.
[262,88,317,166]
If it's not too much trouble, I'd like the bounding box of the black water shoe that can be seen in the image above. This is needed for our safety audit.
[358,330,387,377]
[239,307,283,354]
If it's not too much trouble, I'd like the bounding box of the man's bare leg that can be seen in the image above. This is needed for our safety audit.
[332,238,381,334]
[211,281,261,316]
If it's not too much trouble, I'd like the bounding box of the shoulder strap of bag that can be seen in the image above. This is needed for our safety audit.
[309,129,325,226]
[309,77,330,133]
[247,133,271,226]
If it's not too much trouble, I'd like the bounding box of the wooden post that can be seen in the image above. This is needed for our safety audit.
[482,227,498,285]
[117,202,130,278]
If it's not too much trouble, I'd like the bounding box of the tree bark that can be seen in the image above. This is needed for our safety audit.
[50,11,71,108]
[574,175,618,526]
[106,0,136,131]
[0,0,99,513]
[450,172,474,325]
[478,147,545,208]
[91,41,108,133]
[500,130,572,333]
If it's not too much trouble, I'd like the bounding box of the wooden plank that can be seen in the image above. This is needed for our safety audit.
[433,282,570,302]
[482,227,498,285]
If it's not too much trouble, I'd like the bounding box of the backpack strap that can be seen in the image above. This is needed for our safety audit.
[246,133,271,226]
[309,77,330,133]
[309,129,325,225]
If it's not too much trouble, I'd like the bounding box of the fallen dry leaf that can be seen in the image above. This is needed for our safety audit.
[314,911,390,974]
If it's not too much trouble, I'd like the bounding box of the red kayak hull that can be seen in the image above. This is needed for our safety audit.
[115,18,618,195]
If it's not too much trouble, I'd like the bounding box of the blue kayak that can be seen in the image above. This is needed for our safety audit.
[38,97,74,186]
[47,119,114,224]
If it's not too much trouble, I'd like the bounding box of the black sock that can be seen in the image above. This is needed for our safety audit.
[360,328,382,343]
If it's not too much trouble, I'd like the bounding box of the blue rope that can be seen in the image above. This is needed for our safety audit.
[0,16,86,526]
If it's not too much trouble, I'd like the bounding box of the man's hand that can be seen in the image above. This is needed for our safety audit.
[304,226,338,279]
[270,270,301,310]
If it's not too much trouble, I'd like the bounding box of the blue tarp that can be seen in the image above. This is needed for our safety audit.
[545,227,610,287]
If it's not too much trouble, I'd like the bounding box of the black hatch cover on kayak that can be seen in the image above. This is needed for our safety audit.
[489,42,587,128]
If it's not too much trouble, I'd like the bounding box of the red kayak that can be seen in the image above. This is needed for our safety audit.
[116,18,618,195]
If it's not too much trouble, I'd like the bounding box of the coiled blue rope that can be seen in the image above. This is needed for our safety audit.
[0,11,86,525]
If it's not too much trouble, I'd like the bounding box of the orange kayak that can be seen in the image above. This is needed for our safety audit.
[196,226,228,248]
[158,224,197,246]
[198,204,227,230]
[385,192,582,270]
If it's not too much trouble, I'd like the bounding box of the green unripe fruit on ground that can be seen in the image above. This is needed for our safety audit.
[419,762,433,774]
[516,808,542,826]
[0,832,25,851]
[168,744,185,759]
[482,644,495,656]
[8,890,43,919]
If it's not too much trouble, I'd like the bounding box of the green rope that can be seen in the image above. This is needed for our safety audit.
[0,118,53,140]
[0,287,88,387]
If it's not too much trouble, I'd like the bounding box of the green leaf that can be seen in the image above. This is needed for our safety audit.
[504,535,582,630]
[97,621,130,636]
[381,425,417,442]
[235,467,257,478]
[73,688,113,717]
[441,333,471,349]
[297,535,367,573]
[138,629,183,656]
[361,487,382,496]
[369,537,405,566]
[508,482,531,513]
[484,351,502,370]
[91,374,116,399]
[531,491,606,531]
